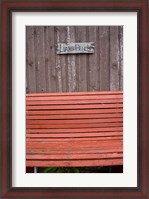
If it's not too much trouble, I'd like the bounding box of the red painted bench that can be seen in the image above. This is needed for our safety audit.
[26,91,123,167]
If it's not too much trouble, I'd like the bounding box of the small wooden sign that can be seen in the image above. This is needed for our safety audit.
[57,42,94,54]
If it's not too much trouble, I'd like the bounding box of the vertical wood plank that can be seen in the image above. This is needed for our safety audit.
[88,26,100,91]
[44,26,50,92]
[49,26,57,92]
[26,27,29,93]
[67,26,77,92]
[74,26,79,92]
[44,27,51,92]
[34,27,47,93]
[110,26,120,90]
[99,26,110,91]
[58,26,67,92]
[26,27,36,93]
[119,26,123,90]
[26,77,29,93]
[76,26,88,92]
[55,26,62,92]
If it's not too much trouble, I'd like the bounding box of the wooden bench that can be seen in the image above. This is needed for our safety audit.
[26,91,123,167]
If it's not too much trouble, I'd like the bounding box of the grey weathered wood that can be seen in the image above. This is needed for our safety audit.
[57,26,67,92]
[34,27,47,93]
[55,27,63,92]
[26,27,36,93]
[110,26,120,90]
[49,26,57,92]
[77,26,88,91]
[99,26,110,91]
[26,28,29,93]
[88,26,100,91]
[119,26,123,90]
[67,26,77,92]
[44,27,51,92]
[26,26,123,94]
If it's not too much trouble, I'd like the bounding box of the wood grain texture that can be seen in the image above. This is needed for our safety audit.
[27,90,122,96]
[26,25,123,169]
[77,26,88,91]
[110,26,120,90]
[55,27,63,92]
[49,26,57,92]
[26,91,123,167]
[119,26,123,90]
[88,26,100,91]
[26,26,123,93]
[99,26,110,91]
[58,26,67,92]
[26,27,36,93]
[34,27,47,93]
[27,118,123,125]
[67,26,77,92]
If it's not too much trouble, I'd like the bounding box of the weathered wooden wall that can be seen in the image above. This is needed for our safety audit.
[26,26,123,93]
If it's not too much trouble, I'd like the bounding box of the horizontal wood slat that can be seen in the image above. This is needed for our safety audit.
[26,136,122,142]
[27,123,122,129]
[27,127,123,133]
[27,104,122,110]
[26,108,122,115]
[27,153,123,160]
[26,159,123,167]
[27,90,122,96]
[27,118,123,125]
[26,113,122,120]
[27,95,122,101]
[27,147,123,155]
[27,132,122,138]
[26,91,123,168]
[27,138,122,145]
[27,99,123,106]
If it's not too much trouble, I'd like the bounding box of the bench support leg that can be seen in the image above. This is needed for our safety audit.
[34,167,38,173]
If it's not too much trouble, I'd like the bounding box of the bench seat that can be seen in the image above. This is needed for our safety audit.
[26,91,123,167]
